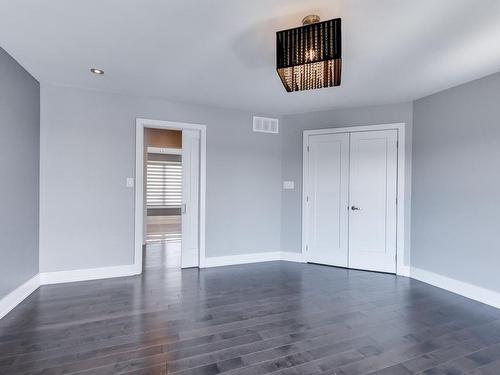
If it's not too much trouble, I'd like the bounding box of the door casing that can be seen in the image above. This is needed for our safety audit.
[135,118,207,273]
[302,123,408,276]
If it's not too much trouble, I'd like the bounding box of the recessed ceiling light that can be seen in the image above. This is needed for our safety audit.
[90,68,104,75]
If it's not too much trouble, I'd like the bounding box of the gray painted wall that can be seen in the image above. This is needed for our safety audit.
[39,84,282,272]
[0,48,40,298]
[412,72,500,292]
[280,103,414,267]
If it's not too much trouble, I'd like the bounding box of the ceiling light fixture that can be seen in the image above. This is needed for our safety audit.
[90,68,104,75]
[276,16,341,92]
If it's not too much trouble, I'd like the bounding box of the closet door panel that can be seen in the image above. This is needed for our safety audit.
[305,133,349,267]
[348,130,398,273]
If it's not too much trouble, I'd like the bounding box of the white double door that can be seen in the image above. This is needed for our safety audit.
[305,130,398,273]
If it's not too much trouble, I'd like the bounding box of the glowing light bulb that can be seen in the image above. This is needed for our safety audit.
[306,49,316,61]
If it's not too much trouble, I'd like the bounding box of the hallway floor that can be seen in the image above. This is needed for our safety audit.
[144,241,182,270]
[1,259,500,374]
[146,216,182,244]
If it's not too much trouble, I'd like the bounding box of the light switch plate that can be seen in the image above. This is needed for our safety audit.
[283,181,295,190]
[126,177,134,188]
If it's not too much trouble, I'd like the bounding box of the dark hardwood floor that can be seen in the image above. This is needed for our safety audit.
[1,246,500,374]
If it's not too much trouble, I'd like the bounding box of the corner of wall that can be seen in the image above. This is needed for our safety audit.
[0,275,40,320]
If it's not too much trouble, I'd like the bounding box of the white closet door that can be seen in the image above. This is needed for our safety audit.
[305,133,349,267]
[348,130,398,273]
[181,129,200,268]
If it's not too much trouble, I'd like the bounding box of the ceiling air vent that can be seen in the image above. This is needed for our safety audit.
[253,116,279,134]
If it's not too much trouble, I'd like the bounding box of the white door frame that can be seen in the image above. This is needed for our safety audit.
[302,123,407,276]
[134,118,207,272]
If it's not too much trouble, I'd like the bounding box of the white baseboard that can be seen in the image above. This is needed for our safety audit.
[280,251,306,263]
[397,265,411,277]
[0,274,40,320]
[202,251,306,268]
[202,252,281,268]
[411,267,500,309]
[40,264,141,285]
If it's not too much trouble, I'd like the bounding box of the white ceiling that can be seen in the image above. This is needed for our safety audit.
[1,0,500,115]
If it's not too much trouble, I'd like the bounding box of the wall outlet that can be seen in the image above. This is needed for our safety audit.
[283,181,295,190]
[126,177,134,188]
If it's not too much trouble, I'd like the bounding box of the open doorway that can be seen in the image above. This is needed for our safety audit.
[135,119,206,273]
[144,128,182,269]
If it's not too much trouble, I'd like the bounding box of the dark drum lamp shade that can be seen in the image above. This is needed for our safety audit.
[276,17,342,92]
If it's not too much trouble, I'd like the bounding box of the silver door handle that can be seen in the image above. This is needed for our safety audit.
[181,203,187,214]
[351,206,361,211]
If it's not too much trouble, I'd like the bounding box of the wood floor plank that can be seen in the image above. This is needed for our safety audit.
[1,247,499,375]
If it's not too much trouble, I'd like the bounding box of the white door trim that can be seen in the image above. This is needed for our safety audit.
[135,118,207,272]
[302,123,407,276]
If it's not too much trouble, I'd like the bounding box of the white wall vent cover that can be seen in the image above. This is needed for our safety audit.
[253,116,279,134]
